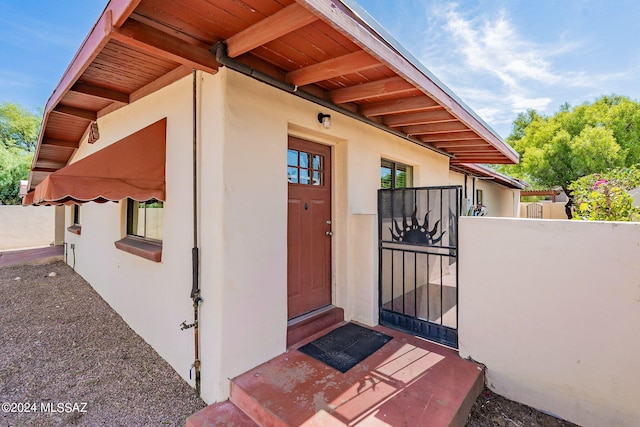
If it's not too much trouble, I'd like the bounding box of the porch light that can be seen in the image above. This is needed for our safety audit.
[317,113,331,129]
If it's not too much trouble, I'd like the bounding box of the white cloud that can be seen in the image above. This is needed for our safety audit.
[413,2,611,136]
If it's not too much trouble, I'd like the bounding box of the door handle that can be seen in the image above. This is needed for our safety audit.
[326,231,333,236]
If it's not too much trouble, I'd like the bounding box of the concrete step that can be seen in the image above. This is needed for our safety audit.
[186,401,259,427]
[229,323,484,427]
[286,305,344,348]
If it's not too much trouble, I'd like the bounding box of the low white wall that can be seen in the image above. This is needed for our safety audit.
[0,205,56,250]
[459,217,640,427]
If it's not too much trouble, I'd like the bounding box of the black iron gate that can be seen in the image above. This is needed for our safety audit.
[378,186,461,348]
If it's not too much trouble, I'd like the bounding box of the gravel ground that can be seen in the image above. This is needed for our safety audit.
[1,260,578,427]
[0,261,205,427]
[467,388,578,427]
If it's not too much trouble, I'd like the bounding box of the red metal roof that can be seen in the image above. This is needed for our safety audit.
[28,0,519,190]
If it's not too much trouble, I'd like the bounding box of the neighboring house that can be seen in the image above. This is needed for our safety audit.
[520,188,569,219]
[23,0,521,404]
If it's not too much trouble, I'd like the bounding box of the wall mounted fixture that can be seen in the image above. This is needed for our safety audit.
[88,121,100,144]
[317,113,331,129]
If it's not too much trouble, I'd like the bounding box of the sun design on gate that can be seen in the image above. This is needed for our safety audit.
[390,206,445,245]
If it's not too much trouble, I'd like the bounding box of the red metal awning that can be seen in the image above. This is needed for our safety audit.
[25,118,166,205]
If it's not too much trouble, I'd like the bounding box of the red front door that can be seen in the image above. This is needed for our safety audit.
[287,136,332,319]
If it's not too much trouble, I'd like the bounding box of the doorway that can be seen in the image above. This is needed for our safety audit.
[287,136,332,319]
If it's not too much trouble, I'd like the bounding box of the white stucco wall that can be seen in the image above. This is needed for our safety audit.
[459,217,640,427]
[63,75,197,396]
[0,205,57,250]
[199,68,452,401]
[68,67,457,404]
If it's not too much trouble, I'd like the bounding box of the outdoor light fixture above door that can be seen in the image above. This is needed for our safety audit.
[317,113,331,129]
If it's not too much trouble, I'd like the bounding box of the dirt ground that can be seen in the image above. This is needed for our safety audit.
[467,388,578,427]
[0,261,206,427]
[0,260,578,426]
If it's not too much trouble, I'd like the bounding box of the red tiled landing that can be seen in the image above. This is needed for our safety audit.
[186,401,258,427]
[230,324,484,427]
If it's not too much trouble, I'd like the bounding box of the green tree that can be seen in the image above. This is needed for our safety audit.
[0,102,40,204]
[0,102,41,151]
[500,95,640,218]
[0,145,32,204]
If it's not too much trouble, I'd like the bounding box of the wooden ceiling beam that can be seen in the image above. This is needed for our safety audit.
[42,139,80,149]
[286,50,380,86]
[403,122,469,135]
[422,131,480,142]
[433,140,486,148]
[226,3,318,58]
[383,110,456,127]
[442,146,497,153]
[111,19,218,73]
[360,96,440,117]
[32,167,62,173]
[453,154,508,160]
[52,106,97,121]
[331,77,416,104]
[34,160,67,169]
[70,82,129,104]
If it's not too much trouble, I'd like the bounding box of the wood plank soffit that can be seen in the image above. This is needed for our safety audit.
[360,96,440,117]
[111,19,218,73]
[296,0,518,163]
[226,3,318,58]
[286,50,381,86]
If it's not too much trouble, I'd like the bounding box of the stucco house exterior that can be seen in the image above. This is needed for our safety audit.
[23,0,523,404]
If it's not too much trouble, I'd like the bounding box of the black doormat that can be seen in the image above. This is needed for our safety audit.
[298,323,392,373]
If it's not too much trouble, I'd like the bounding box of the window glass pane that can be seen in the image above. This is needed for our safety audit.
[312,154,322,170]
[145,201,164,241]
[287,149,298,167]
[288,167,298,183]
[72,205,80,225]
[136,202,146,237]
[127,199,163,241]
[381,166,392,189]
[299,152,310,169]
[299,168,310,185]
[395,166,408,188]
[312,171,322,186]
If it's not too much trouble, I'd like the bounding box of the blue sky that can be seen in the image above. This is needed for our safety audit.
[2,0,640,139]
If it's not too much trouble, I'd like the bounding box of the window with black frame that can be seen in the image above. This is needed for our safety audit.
[126,199,164,242]
[67,204,82,235]
[380,159,414,219]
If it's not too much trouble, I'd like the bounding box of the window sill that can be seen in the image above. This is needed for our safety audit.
[114,236,162,262]
[67,225,82,235]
